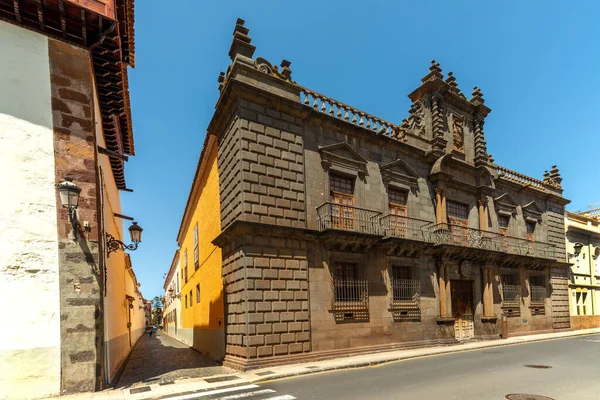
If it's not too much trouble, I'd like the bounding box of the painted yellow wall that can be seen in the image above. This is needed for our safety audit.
[179,142,224,359]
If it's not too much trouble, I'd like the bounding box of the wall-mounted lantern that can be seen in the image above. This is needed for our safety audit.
[106,221,143,257]
[568,242,584,259]
[56,177,82,239]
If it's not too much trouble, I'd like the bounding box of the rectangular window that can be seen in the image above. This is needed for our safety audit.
[330,174,354,196]
[176,272,180,293]
[184,295,188,309]
[501,273,520,303]
[194,223,199,270]
[391,265,420,302]
[196,284,200,303]
[331,262,366,305]
[183,249,188,283]
[498,215,510,229]
[526,222,536,234]
[529,276,545,302]
[447,201,469,220]
[189,290,193,307]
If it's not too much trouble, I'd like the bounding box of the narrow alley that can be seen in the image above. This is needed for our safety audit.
[115,332,232,389]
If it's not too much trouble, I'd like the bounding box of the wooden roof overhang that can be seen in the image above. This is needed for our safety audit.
[0,0,135,189]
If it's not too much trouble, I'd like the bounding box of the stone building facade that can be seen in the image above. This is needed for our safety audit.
[208,20,571,370]
[0,1,139,398]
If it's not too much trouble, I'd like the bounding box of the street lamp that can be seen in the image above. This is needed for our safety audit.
[106,221,143,257]
[56,177,81,239]
[569,242,584,259]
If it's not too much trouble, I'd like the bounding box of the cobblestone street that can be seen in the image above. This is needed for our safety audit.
[115,332,232,389]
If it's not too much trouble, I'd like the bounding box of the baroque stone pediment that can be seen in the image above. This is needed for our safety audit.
[494,193,518,216]
[319,142,367,177]
[380,159,420,190]
[522,201,544,222]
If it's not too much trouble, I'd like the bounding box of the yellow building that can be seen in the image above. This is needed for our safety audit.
[176,134,224,360]
[565,210,600,329]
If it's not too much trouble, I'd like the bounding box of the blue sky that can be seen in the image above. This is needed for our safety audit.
[122,0,600,300]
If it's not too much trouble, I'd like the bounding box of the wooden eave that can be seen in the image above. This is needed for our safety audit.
[0,0,135,189]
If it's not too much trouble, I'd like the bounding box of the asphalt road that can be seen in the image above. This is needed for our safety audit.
[256,333,600,400]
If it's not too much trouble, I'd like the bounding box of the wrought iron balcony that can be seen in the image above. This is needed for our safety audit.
[380,215,432,242]
[426,224,556,260]
[317,202,381,235]
[496,236,556,260]
[427,223,502,250]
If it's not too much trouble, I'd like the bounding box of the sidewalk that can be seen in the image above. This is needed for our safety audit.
[54,327,600,400]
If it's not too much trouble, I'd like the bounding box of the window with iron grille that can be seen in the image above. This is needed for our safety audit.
[332,263,367,305]
[447,200,469,220]
[529,276,545,302]
[498,215,510,229]
[391,265,420,301]
[501,273,520,303]
[196,284,201,303]
[183,249,188,283]
[194,223,199,270]
[330,174,354,196]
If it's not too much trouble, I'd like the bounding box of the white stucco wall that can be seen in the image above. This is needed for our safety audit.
[0,21,61,400]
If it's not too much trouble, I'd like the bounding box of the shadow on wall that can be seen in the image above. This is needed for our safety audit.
[192,292,225,361]
[113,332,227,389]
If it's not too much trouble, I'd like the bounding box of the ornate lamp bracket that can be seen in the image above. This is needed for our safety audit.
[106,233,139,257]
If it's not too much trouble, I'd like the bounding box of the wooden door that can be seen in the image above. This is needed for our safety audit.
[451,280,474,340]
[330,175,355,230]
[526,222,536,255]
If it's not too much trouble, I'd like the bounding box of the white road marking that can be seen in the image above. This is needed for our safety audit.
[263,396,296,400]
[158,385,260,400]
[218,389,276,399]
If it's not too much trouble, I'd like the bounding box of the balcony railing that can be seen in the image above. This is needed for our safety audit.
[317,202,381,235]
[391,278,420,302]
[497,236,556,260]
[331,278,369,310]
[380,215,432,242]
[427,223,502,250]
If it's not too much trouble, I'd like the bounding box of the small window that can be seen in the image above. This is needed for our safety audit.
[447,201,469,220]
[196,284,201,303]
[388,188,407,206]
[184,295,188,309]
[189,290,193,307]
[498,215,510,229]
[183,249,189,282]
[501,273,520,303]
[333,262,357,280]
[526,222,536,234]
[392,265,411,280]
[391,265,420,302]
[529,276,545,302]
[176,272,180,293]
[194,223,199,270]
[330,174,354,196]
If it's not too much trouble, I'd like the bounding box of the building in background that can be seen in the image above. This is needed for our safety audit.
[175,134,225,360]
[163,250,182,338]
[0,0,144,398]
[203,20,571,371]
[565,209,600,329]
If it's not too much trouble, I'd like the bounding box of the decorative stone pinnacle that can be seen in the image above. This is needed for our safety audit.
[228,17,256,63]
[470,86,485,105]
[280,59,292,80]
[217,72,225,92]
[446,72,460,94]
[421,59,444,83]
